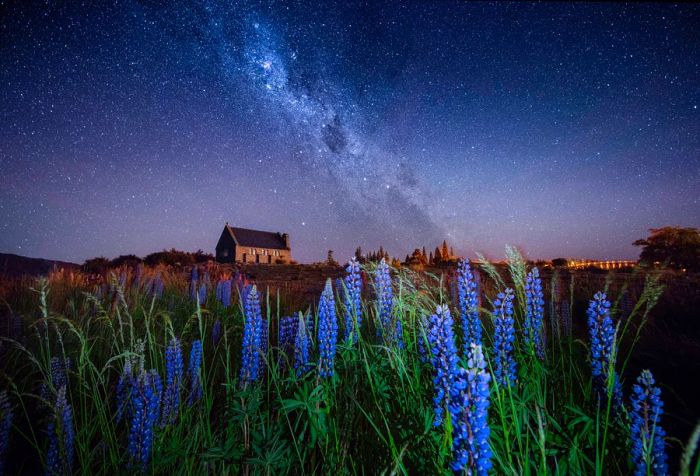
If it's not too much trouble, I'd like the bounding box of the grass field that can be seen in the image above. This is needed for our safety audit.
[0,248,698,475]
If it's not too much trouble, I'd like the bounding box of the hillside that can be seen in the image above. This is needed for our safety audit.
[0,252,79,276]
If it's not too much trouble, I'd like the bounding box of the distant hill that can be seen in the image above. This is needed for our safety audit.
[0,252,80,277]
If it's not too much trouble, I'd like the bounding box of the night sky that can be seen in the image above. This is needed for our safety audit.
[1,1,698,264]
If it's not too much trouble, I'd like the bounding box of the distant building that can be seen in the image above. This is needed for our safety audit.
[215,223,291,264]
[566,259,636,270]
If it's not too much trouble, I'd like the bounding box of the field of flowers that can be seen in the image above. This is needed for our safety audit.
[0,247,698,475]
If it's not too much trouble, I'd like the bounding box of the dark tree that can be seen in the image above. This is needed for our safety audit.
[405,248,427,266]
[441,240,450,260]
[355,246,363,262]
[551,258,568,267]
[191,249,214,263]
[634,226,700,271]
[434,247,442,264]
[83,257,110,274]
[144,248,195,267]
[110,254,142,268]
[327,250,338,266]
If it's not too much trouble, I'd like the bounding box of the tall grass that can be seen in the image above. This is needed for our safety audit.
[0,254,696,475]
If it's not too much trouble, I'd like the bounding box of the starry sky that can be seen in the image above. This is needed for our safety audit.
[1,1,698,264]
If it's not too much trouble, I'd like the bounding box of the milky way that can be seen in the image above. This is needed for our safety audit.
[213,13,443,244]
[0,1,698,263]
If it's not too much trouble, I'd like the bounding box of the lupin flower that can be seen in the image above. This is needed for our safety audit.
[221,279,232,307]
[152,273,164,298]
[216,279,232,307]
[629,370,668,476]
[426,305,459,426]
[240,286,263,387]
[457,258,482,350]
[115,358,135,424]
[211,319,222,347]
[45,385,74,476]
[344,258,363,344]
[305,311,315,349]
[119,270,128,291]
[395,318,404,349]
[375,259,393,337]
[41,357,70,404]
[278,316,297,359]
[318,279,338,378]
[294,313,311,377]
[149,369,163,407]
[189,267,199,301]
[561,298,572,338]
[492,289,517,387]
[134,264,143,288]
[336,278,344,303]
[375,259,402,347]
[0,390,13,476]
[128,369,161,470]
[161,338,183,426]
[450,276,459,312]
[449,344,492,475]
[417,315,429,364]
[587,292,622,405]
[524,267,545,360]
[197,283,207,306]
[187,340,203,405]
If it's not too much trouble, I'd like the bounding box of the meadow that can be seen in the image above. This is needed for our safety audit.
[0,247,698,475]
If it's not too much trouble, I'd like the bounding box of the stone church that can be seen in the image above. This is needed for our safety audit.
[215,223,291,264]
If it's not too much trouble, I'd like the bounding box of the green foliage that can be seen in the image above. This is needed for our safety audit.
[0,255,695,475]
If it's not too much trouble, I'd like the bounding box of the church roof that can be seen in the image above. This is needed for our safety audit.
[224,225,289,250]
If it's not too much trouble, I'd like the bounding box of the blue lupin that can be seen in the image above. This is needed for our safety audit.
[240,286,263,387]
[216,279,232,307]
[449,344,492,475]
[187,340,203,405]
[524,267,545,360]
[492,289,517,387]
[45,385,74,476]
[375,259,402,347]
[294,312,311,377]
[115,358,134,424]
[189,266,199,301]
[587,291,622,405]
[211,319,222,347]
[278,315,297,361]
[0,390,13,476]
[197,283,206,306]
[629,370,668,476]
[426,305,459,426]
[128,369,161,470]
[161,338,183,426]
[318,279,339,378]
[457,258,482,350]
[343,257,362,343]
